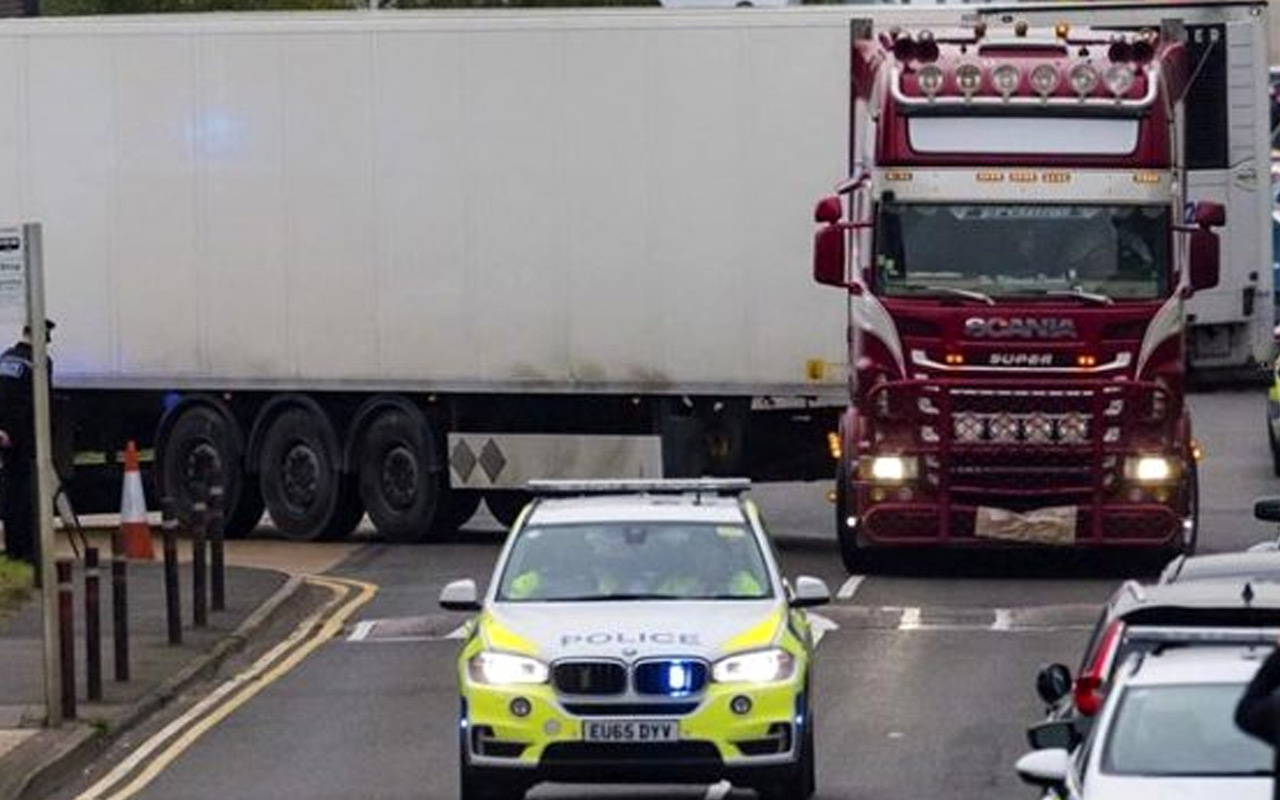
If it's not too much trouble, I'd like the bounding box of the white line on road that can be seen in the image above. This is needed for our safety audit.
[347,620,375,642]
[808,613,839,647]
[837,575,866,601]
[898,607,922,630]
[991,609,1012,631]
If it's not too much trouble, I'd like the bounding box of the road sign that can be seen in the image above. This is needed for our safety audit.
[0,227,27,320]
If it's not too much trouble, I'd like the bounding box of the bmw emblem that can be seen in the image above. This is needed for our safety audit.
[622,647,638,658]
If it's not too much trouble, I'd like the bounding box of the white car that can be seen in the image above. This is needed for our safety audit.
[440,479,830,800]
[1017,630,1274,800]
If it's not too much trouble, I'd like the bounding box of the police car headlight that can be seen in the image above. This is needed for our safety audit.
[712,648,795,684]
[468,652,549,685]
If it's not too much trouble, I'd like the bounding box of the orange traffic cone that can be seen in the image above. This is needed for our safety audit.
[119,440,155,560]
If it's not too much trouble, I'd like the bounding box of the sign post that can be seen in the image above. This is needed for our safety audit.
[0,223,60,726]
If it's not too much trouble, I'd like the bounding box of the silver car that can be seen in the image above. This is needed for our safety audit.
[1017,629,1274,800]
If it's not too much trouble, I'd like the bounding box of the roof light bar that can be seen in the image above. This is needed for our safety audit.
[527,478,752,496]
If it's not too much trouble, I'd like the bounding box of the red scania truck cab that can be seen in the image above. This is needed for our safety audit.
[813,18,1226,571]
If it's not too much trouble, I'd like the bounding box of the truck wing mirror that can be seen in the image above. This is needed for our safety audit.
[1188,228,1220,293]
[814,195,843,224]
[1193,201,1226,228]
[814,222,847,287]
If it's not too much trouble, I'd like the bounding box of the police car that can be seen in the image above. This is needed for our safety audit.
[439,479,829,800]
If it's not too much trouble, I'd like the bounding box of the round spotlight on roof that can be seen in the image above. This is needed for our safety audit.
[1107,35,1132,64]
[1029,64,1059,98]
[892,34,916,62]
[916,29,939,63]
[991,64,1020,98]
[917,64,944,98]
[955,63,982,97]
[1103,63,1135,97]
[1069,63,1099,97]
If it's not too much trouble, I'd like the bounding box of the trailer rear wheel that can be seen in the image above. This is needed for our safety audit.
[157,402,256,539]
[485,491,531,529]
[357,409,443,542]
[259,407,351,541]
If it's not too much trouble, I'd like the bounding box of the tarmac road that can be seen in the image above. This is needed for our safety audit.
[46,390,1278,800]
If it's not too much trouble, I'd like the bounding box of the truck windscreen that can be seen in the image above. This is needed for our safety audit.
[875,203,1170,302]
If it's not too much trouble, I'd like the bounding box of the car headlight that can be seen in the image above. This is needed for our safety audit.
[859,455,919,484]
[712,648,795,684]
[1123,455,1179,485]
[467,651,549,685]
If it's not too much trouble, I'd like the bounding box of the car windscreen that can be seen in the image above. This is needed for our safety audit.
[496,522,772,602]
[875,203,1170,301]
[1102,683,1271,777]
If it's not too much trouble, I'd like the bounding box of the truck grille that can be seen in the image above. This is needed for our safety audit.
[552,661,627,696]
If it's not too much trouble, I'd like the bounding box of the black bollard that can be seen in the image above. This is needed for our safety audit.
[161,498,182,645]
[84,547,102,702]
[56,559,76,719]
[208,484,225,613]
[112,550,129,682]
[192,490,208,629]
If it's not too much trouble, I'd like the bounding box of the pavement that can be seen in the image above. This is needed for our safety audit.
[0,531,359,800]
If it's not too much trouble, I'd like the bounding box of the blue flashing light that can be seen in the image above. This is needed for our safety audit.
[665,662,693,696]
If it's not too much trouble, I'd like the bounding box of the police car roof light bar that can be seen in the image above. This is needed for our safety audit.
[1122,625,1280,649]
[527,478,751,497]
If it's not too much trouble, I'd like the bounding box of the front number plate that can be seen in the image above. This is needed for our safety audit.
[582,719,680,743]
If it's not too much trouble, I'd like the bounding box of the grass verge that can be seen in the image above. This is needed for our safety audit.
[0,556,34,631]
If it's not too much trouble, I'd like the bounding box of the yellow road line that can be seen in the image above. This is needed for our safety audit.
[76,576,378,800]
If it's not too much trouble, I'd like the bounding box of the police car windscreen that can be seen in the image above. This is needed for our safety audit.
[498,523,772,602]
[875,204,1170,302]
[1102,684,1271,777]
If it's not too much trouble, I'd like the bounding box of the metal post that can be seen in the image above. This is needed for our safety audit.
[192,490,207,628]
[84,547,101,702]
[161,498,181,645]
[56,559,75,719]
[24,224,60,726]
[112,551,128,682]
[208,484,225,613]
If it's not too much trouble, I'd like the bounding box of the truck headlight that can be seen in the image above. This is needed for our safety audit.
[859,455,918,484]
[1123,455,1179,485]
[712,648,795,684]
[468,652,549,685]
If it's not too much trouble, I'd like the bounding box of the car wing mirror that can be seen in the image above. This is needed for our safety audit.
[439,578,481,612]
[1026,718,1082,751]
[790,576,831,608]
[1015,748,1071,791]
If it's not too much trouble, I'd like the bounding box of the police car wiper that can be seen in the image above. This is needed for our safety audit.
[901,284,996,305]
[570,593,683,602]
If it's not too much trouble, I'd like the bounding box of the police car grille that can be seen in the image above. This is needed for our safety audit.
[633,660,709,696]
[552,661,628,695]
[561,702,699,716]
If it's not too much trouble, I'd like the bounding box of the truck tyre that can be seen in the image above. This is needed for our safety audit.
[157,402,256,539]
[1270,423,1280,477]
[485,491,531,529]
[357,409,442,543]
[1182,461,1200,556]
[834,462,862,573]
[259,407,352,541]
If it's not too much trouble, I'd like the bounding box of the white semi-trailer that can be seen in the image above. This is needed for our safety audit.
[0,2,1267,541]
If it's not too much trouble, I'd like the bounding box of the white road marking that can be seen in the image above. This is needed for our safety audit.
[836,575,866,601]
[703,780,733,800]
[346,620,375,642]
[807,613,839,647]
[898,607,922,630]
[446,624,469,640]
[991,609,1013,631]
